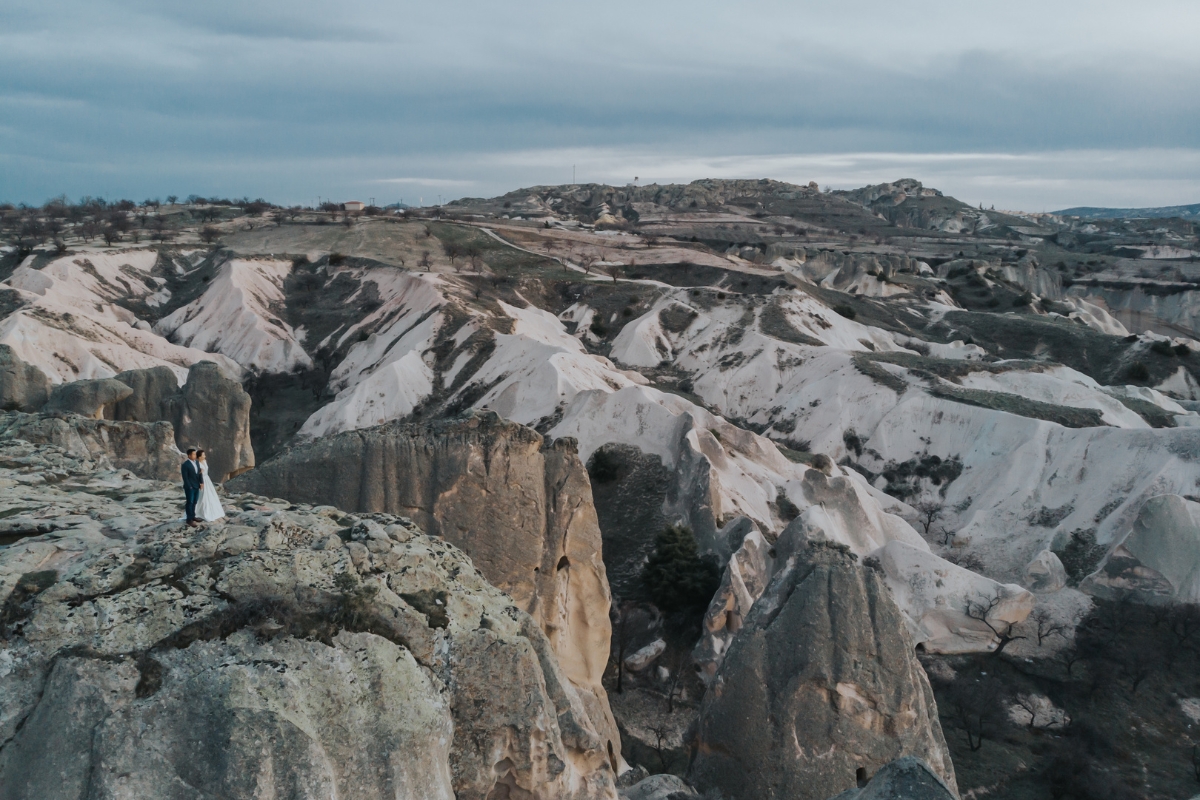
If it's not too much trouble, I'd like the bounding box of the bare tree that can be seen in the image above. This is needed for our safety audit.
[913,500,944,537]
[605,263,621,283]
[965,592,1025,656]
[101,226,120,246]
[199,226,221,244]
[418,250,432,269]
[1031,607,1068,647]
[645,723,671,773]
[442,241,463,269]
[944,677,1004,752]
[578,253,596,275]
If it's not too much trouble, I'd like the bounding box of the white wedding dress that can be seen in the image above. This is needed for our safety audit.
[196,460,225,522]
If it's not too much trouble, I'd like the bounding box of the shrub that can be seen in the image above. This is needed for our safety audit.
[1150,340,1175,356]
[1126,362,1150,381]
[833,304,857,320]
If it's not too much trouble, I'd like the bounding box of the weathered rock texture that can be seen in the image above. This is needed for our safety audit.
[43,377,133,418]
[0,411,181,481]
[0,439,618,800]
[229,411,620,759]
[830,757,956,800]
[688,542,956,800]
[166,361,254,482]
[1082,493,1200,604]
[112,365,180,423]
[0,344,50,412]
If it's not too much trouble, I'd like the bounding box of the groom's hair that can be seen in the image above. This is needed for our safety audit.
[186,448,196,456]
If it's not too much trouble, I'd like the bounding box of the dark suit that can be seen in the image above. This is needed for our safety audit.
[182,458,203,522]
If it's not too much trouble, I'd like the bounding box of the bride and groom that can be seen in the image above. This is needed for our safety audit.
[182,448,225,526]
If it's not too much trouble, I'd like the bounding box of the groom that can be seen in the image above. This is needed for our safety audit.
[182,448,204,528]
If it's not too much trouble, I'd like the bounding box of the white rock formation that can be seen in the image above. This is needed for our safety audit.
[1082,494,1200,604]
[0,251,240,382]
[1024,549,1068,594]
[156,258,312,374]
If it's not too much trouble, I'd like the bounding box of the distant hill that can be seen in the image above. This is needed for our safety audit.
[1054,203,1200,220]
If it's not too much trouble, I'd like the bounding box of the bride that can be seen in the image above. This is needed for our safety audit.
[195,450,226,522]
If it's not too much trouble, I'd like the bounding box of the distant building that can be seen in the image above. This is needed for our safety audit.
[343,200,365,212]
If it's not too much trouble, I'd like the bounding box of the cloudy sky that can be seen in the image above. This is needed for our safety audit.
[3,0,1199,211]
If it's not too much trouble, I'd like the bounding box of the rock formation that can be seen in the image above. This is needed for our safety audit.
[0,344,50,412]
[0,411,181,481]
[829,757,957,800]
[166,361,254,482]
[688,541,956,800]
[229,411,620,759]
[1024,549,1068,594]
[619,774,697,800]
[43,377,133,418]
[112,365,180,422]
[1082,493,1200,604]
[0,438,618,800]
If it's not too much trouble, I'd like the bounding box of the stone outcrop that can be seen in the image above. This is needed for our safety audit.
[166,361,254,482]
[694,479,1034,679]
[0,411,181,481]
[112,365,180,423]
[0,344,50,412]
[43,377,133,418]
[688,542,956,800]
[1024,549,1068,594]
[0,439,618,800]
[829,757,957,800]
[1082,494,1200,604]
[619,774,697,800]
[228,411,620,761]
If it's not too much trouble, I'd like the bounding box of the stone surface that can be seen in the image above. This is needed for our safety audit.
[619,774,697,800]
[1082,493,1200,604]
[112,365,180,423]
[0,344,50,412]
[230,411,620,759]
[0,439,618,800]
[1024,549,1068,594]
[43,377,133,418]
[829,757,956,800]
[167,361,254,482]
[624,639,666,672]
[688,542,956,800]
[0,411,182,481]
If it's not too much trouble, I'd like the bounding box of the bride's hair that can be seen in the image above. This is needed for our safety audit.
[196,449,206,460]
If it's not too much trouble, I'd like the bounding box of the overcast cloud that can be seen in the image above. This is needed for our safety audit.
[2,0,1199,210]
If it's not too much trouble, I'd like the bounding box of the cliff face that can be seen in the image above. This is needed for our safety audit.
[0,437,617,800]
[689,542,956,800]
[229,411,619,760]
[0,411,181,481]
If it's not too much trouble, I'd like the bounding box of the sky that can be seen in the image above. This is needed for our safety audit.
[3,0,1200,211]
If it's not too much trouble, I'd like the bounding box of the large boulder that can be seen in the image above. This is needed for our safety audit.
[1082,494,1200,604]
[0,411,181,482]
[619,774,697,800]
[167,361,254,483]
[829,757,956,800]
[112,366,180,423]
[0,443,619,800]
[229,412,620,762]
[1024,549,1068,594]
[688,542,956,800]
[43,378,133,418]
[0,344,50,412]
